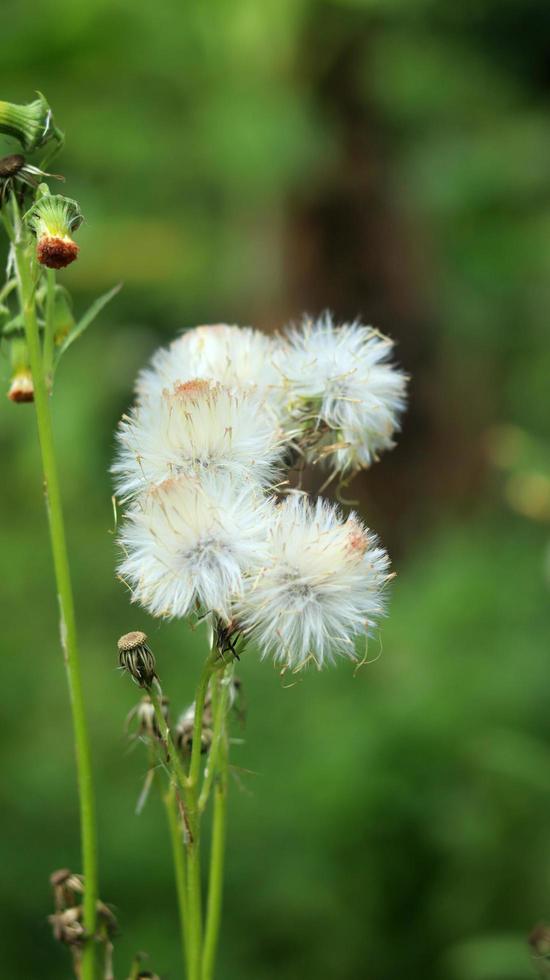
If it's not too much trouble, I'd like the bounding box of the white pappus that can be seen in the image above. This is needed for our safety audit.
[275,313,407,474]
[118,472,274,622]
[235,493,392,670]
[112,379,286,500]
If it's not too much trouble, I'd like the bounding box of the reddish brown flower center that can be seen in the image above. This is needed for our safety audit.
[37,235,79,270]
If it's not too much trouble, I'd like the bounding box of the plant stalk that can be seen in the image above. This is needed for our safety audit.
[164,785,192,977]
[13,229,98,980]
[201,671,229,980]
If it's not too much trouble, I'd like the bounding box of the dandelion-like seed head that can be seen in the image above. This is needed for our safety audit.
[276,313,407,473]
[236,493,391,669]
[113,379,285,500]
[136,323,284,411]
[118,473,273,622]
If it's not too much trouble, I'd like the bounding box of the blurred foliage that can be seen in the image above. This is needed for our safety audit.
[1,0,550,978]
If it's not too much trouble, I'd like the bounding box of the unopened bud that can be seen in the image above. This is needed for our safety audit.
[0,92,62,152]
[25,189,82,269]
[7,334,33,403]
[118,631,157,687]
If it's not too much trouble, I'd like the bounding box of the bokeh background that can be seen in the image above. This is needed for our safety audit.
[1,1,550,977]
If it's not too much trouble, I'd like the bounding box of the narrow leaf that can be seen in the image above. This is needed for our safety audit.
[54,282,122,366]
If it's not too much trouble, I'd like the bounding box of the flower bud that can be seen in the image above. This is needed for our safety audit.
[0,92,62,152]
[118,631,157,688]
[25,189,82,269]
[7,334,34,403]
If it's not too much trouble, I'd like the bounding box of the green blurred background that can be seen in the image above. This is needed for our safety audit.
[2,1,550,977]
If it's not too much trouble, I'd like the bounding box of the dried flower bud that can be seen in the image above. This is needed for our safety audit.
[127,693,169,740]
[50,868,84,910]
[49,906,85,947]
[118,631,157,687]
[25,190,82,269]
[0,93,62,152]
[175,696,213,755]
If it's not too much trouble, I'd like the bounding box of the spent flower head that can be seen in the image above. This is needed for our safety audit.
[117,631,157,687]
[276,313,407,474]
[236,492,392,670]
[113,379,286,500]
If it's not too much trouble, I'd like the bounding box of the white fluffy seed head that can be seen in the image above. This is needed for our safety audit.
[113,379,286,500]
[275,313,408,473]
[118,473,273,622]
[136,323,285,411]
[236,493,392,670]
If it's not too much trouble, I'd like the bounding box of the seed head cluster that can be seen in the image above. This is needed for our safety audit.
[114,317,407,669]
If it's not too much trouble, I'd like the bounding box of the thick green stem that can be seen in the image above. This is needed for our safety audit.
[164,785,191,977]
[201,672,229,980]
[13,232,98,979]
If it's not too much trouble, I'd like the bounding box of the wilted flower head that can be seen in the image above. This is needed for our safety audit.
[118,473,272,621]
[113,379,285,500]
[25,190,82,269]
[236,493,391,669]
[0,153,63,204]
[276,313,407,474]
[136,323,284,409]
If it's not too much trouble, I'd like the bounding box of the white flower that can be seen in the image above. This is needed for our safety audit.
[136,323,284,410]
[118,473,272,621]
[236,493,391,669]
[275,313,407,473]
[113,379,285,500]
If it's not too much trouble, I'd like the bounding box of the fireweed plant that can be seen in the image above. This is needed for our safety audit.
[0,94,119,980]
[113,320,408,978]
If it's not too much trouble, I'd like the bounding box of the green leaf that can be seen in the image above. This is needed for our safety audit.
[54,282,122,368]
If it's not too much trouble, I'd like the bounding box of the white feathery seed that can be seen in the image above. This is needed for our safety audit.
[136,323,284,410]
[118,473,273,622]
[275,313,407,473]
[236,493,391,669]
[113,379,285,499]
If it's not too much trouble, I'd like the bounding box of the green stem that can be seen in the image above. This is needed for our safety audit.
[43,267,56,386]
[13,230,98,978]
[201,673,229,980]
[147,685,190,798]
[186,650,220,980]
[164,785,191,977]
